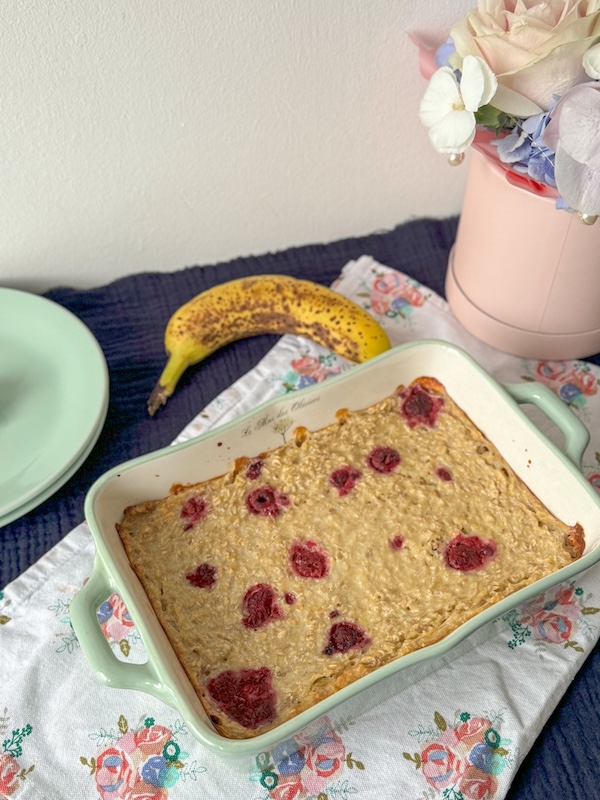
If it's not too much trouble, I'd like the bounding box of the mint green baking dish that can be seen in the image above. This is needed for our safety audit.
[70,340,600,761]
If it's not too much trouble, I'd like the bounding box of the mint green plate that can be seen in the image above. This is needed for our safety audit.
[0,289,109,525]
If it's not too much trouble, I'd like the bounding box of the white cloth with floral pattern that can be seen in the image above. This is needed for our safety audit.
[2,255,600,800]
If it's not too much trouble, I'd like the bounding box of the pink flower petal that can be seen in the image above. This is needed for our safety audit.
[556,85,600,169]
[555,148,600,215]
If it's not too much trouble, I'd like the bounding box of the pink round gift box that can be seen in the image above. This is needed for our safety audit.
[446,148,600,360]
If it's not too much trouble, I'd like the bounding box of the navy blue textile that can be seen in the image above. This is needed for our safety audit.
[1,216,598,800]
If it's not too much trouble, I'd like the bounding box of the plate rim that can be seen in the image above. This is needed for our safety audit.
[0,288,109,520]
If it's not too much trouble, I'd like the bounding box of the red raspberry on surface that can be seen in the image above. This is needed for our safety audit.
[389,535,405,551]
[289,540,330,579]
[284,592,297,605]
[329,465,362,496]
[185,562,217,589]
[245,459,264,480]
[323,621,371,655]
[242,583,284,629]
[206,666,277,730]
[246,485,290,517]
[444,533,497,572]
[366,446,401,474]
[180,495,210,531]
[436,467,453,482]
[400,384,444,428]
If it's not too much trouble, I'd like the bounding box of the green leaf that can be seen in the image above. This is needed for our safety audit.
[582,607,600,614]
[434,711,447,731]
[119,639,131,657]
[118,715,128,734]
[354,760,365,770]
[403,751,422,769]
[80,756,96,775]
[474,104,514,133]
[0,616,11,625]
[496,747,509,757]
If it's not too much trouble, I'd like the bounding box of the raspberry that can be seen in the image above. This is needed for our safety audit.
[185,563,217,588]
[400,384,444,428]
[444,533,497,572]
[323,621,371,655]
[245,459,264,480]
[289,540,330,579]
[246,486,290,517]
[180,495,210,531]
[436,467,453,482]
[206,666,277,730]
[389,535,405,551]
[366,446,401,474]
[242,583,283,629]
[284,592,297,605]
[329,465,362,496]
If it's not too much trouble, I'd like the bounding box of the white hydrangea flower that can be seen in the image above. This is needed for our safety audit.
[419,55,498,154]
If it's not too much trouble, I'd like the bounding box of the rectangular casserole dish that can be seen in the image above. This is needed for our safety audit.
[70,339,600,761]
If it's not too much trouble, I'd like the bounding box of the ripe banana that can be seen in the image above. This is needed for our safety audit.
[147,274,391,416]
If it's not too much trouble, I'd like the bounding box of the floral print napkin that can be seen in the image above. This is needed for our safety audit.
[1,255,599,800]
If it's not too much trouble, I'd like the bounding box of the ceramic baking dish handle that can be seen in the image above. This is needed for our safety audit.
[70,557,175,707]
[503,381,590,468]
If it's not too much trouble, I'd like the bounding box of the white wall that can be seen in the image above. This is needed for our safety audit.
[1,0,470,292]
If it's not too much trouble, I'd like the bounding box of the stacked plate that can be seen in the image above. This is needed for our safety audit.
[0,288,109,527]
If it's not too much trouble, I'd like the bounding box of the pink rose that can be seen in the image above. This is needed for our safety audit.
[529,610,573,643]
[373,273,404,295]
[455,717,493,748]
[133,725,172,756]
[450,0,600,115]
[270,775,304,800]
[129,781,167,800]
[303,732,345,777]
[98,593,135,641]
[290,356,321,376]
[555,586,575,605]
[370,273,425,315]
[536,361,572,382]
[302,729,345,794]
[115,732,138,756]
[459,765,499,799]
[421,740,466,791]
[0,754,20,797]
[95,747,137,800]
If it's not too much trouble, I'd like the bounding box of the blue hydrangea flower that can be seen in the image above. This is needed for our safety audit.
[494,109,556,188]
[495,127,532,166]
[435,38,456,69]
[271,741,306,776]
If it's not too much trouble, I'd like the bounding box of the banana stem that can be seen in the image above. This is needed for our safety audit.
[147,352,191,416]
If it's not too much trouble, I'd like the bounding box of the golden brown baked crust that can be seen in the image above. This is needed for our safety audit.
[117,377,584,739]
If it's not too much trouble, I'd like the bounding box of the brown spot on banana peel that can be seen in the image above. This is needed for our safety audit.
[147,275,391,416]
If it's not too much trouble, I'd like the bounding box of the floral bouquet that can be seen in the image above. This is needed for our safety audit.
[416,0,600,222]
